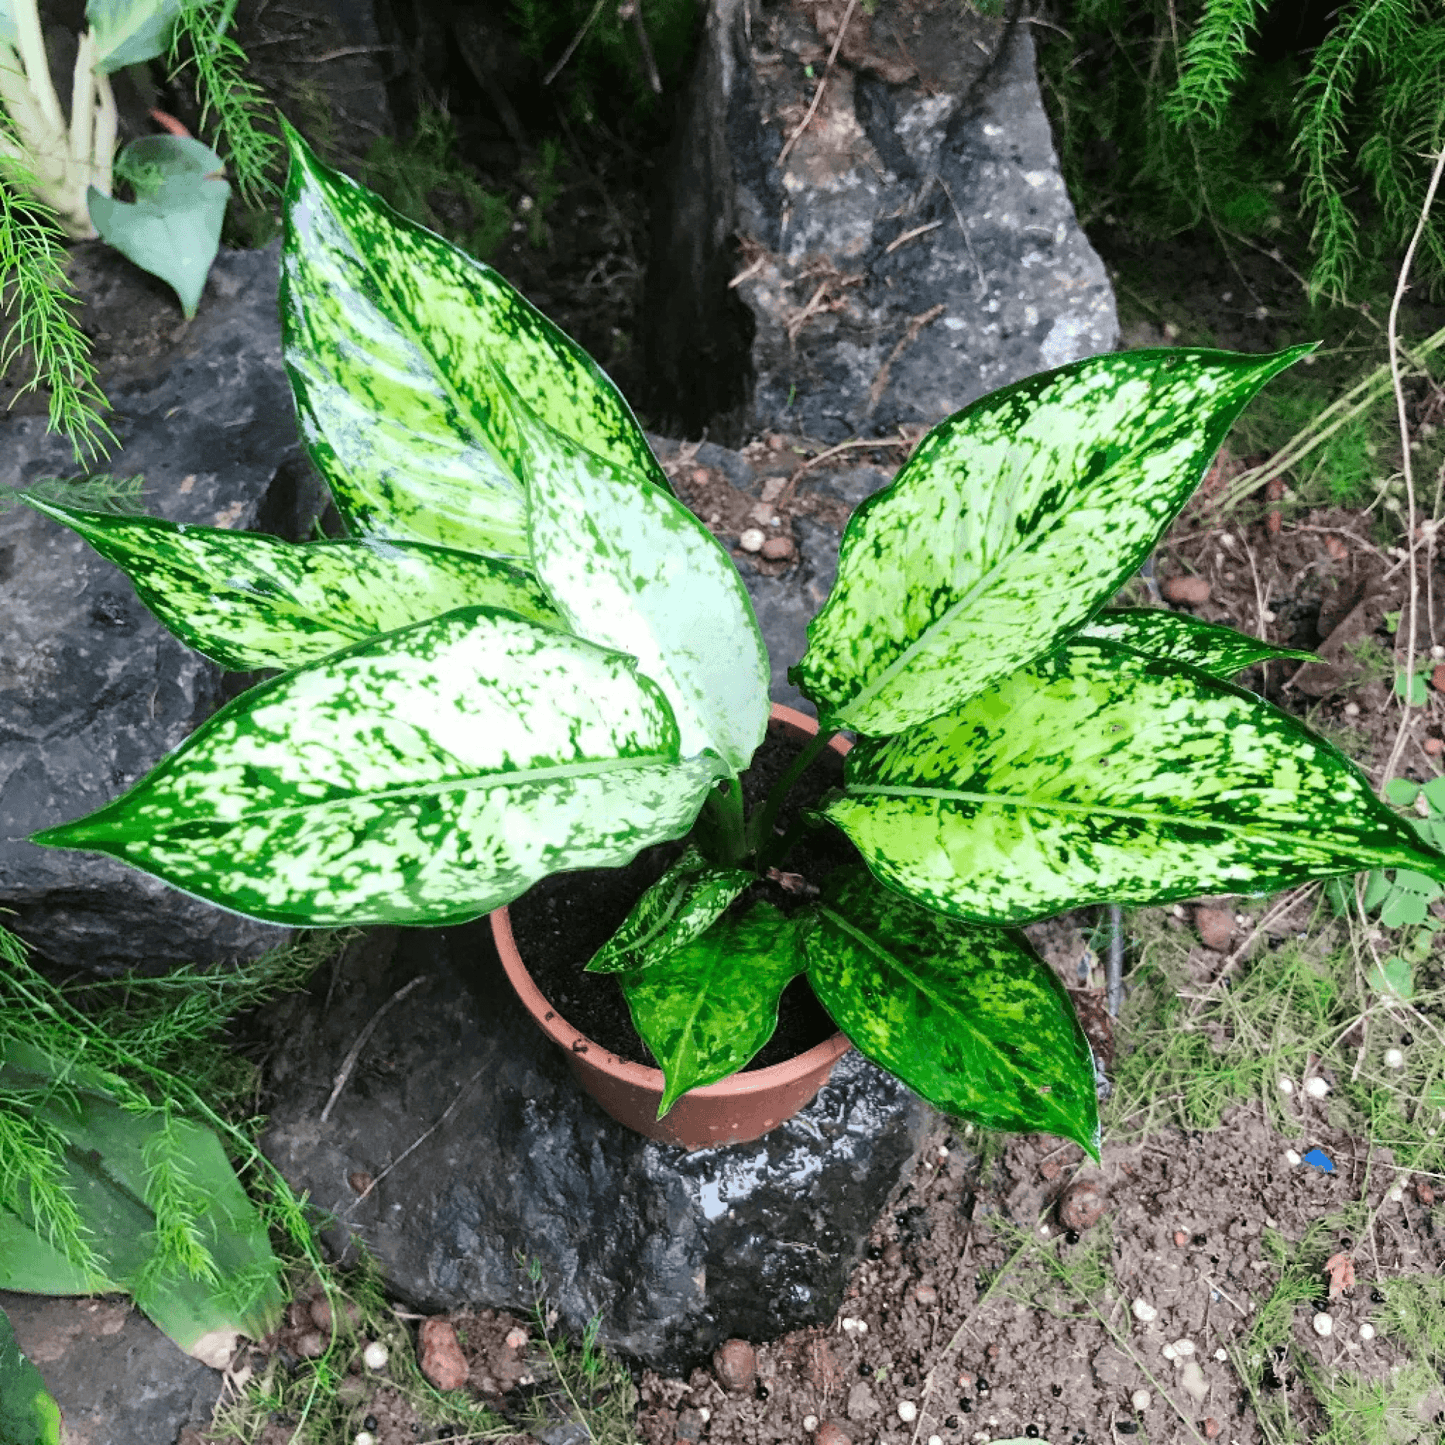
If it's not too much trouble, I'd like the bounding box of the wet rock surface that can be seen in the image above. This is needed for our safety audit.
[646,0,1117,445]
[0,237,325,975]
[259,923,932,1373]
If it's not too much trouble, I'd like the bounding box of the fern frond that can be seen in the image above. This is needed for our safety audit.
[137,1106,222,1289]
[1162,0,1268,131]
[0,1105,104,1277]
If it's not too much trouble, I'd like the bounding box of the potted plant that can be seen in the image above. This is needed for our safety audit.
[19,116,1445,1164]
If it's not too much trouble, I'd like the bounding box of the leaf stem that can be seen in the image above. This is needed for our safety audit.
[746,727,835,862]
[699,776,747,866]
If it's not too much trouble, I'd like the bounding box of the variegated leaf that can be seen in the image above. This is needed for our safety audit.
[805,866,1099,1157]
[1078,608,1314,679]
[20,495,560,671]
[619,901,806,1115]
[824,639,1445,924]
[31,608,723,926]
[276,115,669,560]
[521,403,770,774]
[792,345,1314,735]
[586,845,753,973]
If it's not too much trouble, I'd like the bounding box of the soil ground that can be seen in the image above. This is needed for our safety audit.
[5,3,1445,1443]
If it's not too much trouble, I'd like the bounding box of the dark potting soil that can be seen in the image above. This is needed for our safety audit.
[506,717,862,1070]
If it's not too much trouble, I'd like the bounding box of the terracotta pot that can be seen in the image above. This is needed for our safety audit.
[491,703,852,1148]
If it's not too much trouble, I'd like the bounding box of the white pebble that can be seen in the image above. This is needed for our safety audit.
[1389,1184,1404,1202]
[1344,701,1361,717]
[1172,1338,1196,1356]
[1304,1076,1330,1098]
[1162,1343,1177,1360]
[699,1410,711,1423]
[1313,1312,1334,1337]
[355,1435,376,1445]
[1285,1149,1302,1165]
[1278,1076,1294,1094]
[1215,1349,1228,1362]
[841,1317,867,1334]
[738,527,766,553]
[1131,1390,1151,1411]
[1359,1323,1376,1340]
[1179,1360,1208,1404]
[938,1146,950,1158]
[361,1341,388,1370]
[898,1401,918,1423]
[1132,1298,1158,1322]
[804,1417,819,1432]
[1386,1048,1405,1069]
[929,1436,943,1445]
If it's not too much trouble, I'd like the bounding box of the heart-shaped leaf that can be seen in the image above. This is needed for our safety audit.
[586,845,753,974]
[618,901,806,1115]
[824,639,1445,924]
[804,866,1099,1157]
[520,402,770,773]
[1078,608,1315,679]
[31,608,723,926]
[83,0,185,71]
[793,345,1314,735]
[276,115,669,561]
[20,496,559,671]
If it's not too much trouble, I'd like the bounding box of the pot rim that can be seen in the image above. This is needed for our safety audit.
[491,702,853,1098]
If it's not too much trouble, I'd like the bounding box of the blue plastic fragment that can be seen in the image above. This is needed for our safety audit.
[1301,1148,1335,1173]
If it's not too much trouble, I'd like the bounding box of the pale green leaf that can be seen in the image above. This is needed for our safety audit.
[32,608,723,926]
[1379,892,1428,929]
[793,345,1314,735]
[586,846,753,974]
[1362,869,1393,911]
[84,0,185,71]
[823,639,1445,924]
[1368,956,1414,998]
[276,116,669,560]
[1422,776,1445,814]
[1386,778,1422,807]
[1079,607,1314,678]
[21,496,559,671]
[804,866,1099,1158]
[521,402,770,773]
[618,901,806,1115]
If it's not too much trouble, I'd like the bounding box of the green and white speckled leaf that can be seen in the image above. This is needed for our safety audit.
[1078,608,1314,679]
[30,608,723,926]
[824,639,1445,924]
[276,116,669,561]
[19,496,560,671]
[619,901,806,1115]
[793,345,1314,735]
[805,866,1099,1157]
[586,845,753,974]
[0,1303,63,1445]
[521,403,770,773]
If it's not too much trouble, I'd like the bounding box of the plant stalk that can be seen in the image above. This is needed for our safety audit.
[745,725,835,862]
[699,776,747,866]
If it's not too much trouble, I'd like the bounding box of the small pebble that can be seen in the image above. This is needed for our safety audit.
[1304,1076,1330,1098]
[1172,1339,1196,1356]
[1132,1298,1158,1322]
[1194,906,1234,951]
[804,1417,819,1433]
[1285,1149,1302,1165]
[738,528,765,553]
[1131,1390,1151,1411]
[1389,1184,1404,1202]
[1313,1312,1334,1337]
[1278,1076,1294,1094]
[761,535,796,561]
[841,1318,867,1335]
[1385,1047,1405,1069]
[1359,1322,1376,1340]
[1427,737,1445,756]
[1173,1230,1188,1247]
[897,1401,918,1423]
[1344,701,1361,717]
[1204,1420,1221,1440]
[714,1340,757,1393]
[1416,1179,1435,1205]
[1162,574,1211,604]
[929,1436,943,1445]
[419,1318,468,1392]
[1162,1343,1177,1361]
[1214,1349,1228,1362]
[914,1285,939,1307]
[1179,1360,1208,1404]
[816,1424,852,1445]
[361,1341,389,1370]
[1058,1178,1108,1230]
[355,1435,376,1445]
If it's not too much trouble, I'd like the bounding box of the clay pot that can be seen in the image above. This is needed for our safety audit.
[491,703,852,1148]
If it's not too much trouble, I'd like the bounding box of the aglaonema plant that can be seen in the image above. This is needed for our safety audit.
[19,116,1445,1162]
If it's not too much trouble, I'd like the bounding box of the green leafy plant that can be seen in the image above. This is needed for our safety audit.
[0,1306,60,1445]
[17,118,1445,1163]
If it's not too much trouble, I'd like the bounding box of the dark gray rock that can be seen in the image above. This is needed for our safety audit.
[0,1291,218,1445]
[260,919,933,1373]
[0,237,327,974]
[645,0,1118,445]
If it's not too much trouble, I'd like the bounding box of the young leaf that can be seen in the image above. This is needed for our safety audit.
[31,608,724,926]
[1078,608,1315,679]
[0,1306,62,1445]
[586,846,754,974]
[804,866,1099,1158]
[1361,870,1393,911]
[1367,956,1414,998]
[793,345,1314,735]
[1386,778,1423,807]
[1379,892,1429,929]
[1422,776,1445,813]
[276,115,669,560]
[618,901,806,1116]
[1394,668,1429,706]
[20,496,559,671]
[823,639,1445,924]
[520,402,770,774]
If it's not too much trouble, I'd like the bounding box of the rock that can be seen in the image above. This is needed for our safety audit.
[816,1423,852,1445]
[1194,906,1235,952]
[1204,1420,1220,1439]
[845,1383,879,1422]
[713,1339,757,1392]
[1161,575,1212,605]
[1426,737,1443,756]
[644,0,1117,445]
[1417,1179,1436,1205]
[0,237,329,974]
[1173,1230,1188,1247]
[1434,664,1445,693]
[260,926,933,1374]
[419,1317,469,1391]
[912,1284,938,1307]
[761,535,796,561]
[1058,1178,1108,1230]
